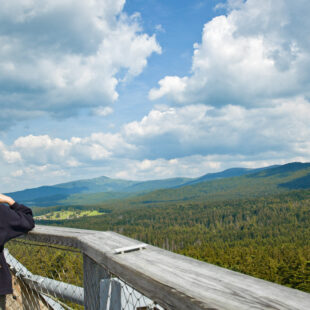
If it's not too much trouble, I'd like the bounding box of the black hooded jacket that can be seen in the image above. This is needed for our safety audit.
[0,202,35,295]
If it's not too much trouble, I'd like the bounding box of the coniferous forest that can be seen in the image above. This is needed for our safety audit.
[35,189,310,293]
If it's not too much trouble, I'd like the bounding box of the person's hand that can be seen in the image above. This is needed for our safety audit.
[0,194,15,206]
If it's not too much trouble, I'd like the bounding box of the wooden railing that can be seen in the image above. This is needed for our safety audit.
[15,225,310,310]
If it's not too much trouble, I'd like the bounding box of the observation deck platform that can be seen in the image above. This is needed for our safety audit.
[5,225,310,310]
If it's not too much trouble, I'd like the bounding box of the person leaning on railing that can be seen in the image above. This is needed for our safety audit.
[0,193,35,310]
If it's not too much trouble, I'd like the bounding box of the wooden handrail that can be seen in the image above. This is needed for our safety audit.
[22,225,310,310]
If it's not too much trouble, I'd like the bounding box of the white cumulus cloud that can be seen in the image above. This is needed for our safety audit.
[0,0,161,128]
[123,98,310,160]
[0,141,21,164]
[2,94,310,192]
[93,106,114,117]
[13,132,136,166]
[149,0,310,107]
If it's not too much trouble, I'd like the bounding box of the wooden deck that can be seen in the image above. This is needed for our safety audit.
[22,225,310,310]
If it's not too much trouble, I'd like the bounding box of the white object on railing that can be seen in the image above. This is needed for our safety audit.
[114,243,147,254]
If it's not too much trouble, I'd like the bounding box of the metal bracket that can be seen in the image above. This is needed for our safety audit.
[114,244,147,254]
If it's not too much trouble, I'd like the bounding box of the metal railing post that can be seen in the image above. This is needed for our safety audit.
[100,279,121,310]
[83,253,111,310]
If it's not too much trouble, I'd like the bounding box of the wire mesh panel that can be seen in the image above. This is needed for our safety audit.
[83,254,166,310]
[5,239,166,310]
[5,239,84,310]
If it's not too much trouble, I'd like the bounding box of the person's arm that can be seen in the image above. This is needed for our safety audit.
[0,194,15,206]
[0,194,35,242]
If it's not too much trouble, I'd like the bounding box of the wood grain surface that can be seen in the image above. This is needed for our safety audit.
[22,225,310,310]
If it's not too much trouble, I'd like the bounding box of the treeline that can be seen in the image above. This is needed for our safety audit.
[34,189,310,293]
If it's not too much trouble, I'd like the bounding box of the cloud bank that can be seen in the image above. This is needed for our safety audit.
[2,98,310,191]
[0,0,161,127]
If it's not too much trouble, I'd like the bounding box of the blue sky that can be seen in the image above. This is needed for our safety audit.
[1,0,310,192]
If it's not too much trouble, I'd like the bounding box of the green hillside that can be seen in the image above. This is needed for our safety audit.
[35,209,103,220]
[120,162,310,206]
[7,161,310,212]
[12,162,307,208]
[27,162,310,212]
[8,162,289,208]
[183,166,277,186]
[7,176,192,206]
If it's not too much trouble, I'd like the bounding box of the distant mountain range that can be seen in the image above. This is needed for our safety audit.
[7,175,192,206]
[128,162,310,206]
[7,162,310,207]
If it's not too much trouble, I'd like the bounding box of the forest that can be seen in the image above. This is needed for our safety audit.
[33,189,310,293]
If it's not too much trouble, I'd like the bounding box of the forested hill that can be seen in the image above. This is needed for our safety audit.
[109,162,310,208]
[7,161,310,207]
[7,176,192,206]
[183,165,278,186]
[8,165,274,206]
[6,164,268,206]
